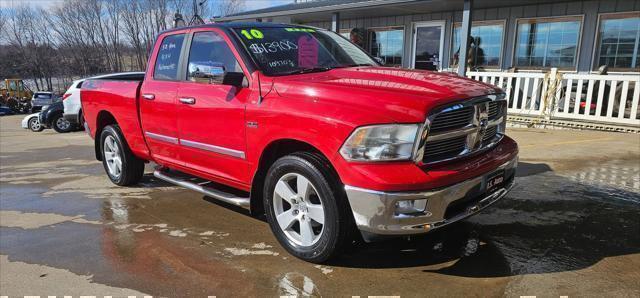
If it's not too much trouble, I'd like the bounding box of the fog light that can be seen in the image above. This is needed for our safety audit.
[395,199,428,215]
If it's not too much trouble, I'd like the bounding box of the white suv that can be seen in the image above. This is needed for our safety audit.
[63,73,142,128]
[62,79,85,127]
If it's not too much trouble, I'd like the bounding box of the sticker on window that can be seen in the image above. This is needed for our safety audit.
[297,36,318,68]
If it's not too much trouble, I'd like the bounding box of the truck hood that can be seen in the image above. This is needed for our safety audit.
[272,67,500,124]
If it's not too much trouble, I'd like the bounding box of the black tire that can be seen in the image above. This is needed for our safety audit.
[52,114,73,133]
[263,152,355,263]
[28,117,44,132]
[78,111,85,131]
[100,124,145,186]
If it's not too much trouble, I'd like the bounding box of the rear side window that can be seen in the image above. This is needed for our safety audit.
[34,93,52,99]
[154,34,185,80]
[76,81,84,89]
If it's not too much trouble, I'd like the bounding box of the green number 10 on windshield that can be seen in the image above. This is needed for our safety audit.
[240,29,264,39]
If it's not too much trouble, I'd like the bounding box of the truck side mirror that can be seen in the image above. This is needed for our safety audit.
[188,62,245,87]
[222,72,246,87]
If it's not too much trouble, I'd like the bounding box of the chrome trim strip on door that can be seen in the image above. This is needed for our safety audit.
[145,132,179,144]
[180,139,246,159]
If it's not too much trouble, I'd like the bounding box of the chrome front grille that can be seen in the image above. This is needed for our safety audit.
[422,136,467,162]
[488,101,501,120]
[482,125,498,145]
[429,106,474,133]
[416,95,507,164]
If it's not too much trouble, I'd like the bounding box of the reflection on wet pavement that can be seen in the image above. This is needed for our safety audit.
[563,161,640,200]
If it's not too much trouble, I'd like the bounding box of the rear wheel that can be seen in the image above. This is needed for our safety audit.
[100,125,145,186]
[52,114,73,133]
[264,152,354,263]
[28,117,44,132]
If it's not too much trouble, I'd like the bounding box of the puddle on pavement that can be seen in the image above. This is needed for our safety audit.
[1,150,639,295]
[561,160,640,201]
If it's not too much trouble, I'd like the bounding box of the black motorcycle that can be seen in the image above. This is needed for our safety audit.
[6,97,32,114]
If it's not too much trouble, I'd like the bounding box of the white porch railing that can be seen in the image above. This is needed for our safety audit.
[467,70,640,127]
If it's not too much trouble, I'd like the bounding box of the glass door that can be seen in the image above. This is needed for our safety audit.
[412,22,445,70]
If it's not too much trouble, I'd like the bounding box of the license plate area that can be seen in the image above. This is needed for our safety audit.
[486,170,505,194]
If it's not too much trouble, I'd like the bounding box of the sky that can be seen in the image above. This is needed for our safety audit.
[0,0,295,12]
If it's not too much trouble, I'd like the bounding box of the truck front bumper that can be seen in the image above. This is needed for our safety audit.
[344,156,517,240]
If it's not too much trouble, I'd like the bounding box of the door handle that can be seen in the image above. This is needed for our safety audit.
[179,97,196,105]
[142,93,155,100]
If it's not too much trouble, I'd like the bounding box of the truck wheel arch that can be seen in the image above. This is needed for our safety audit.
[94,110,118,161]
[250,139,341,216]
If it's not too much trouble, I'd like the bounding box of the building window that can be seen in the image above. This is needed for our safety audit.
[368,27,404,66]
[594,12,640,71]
[515,16,582,69]
[451,21,504,69]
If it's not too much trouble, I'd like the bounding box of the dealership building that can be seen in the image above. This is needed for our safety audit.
[217,0,640,130]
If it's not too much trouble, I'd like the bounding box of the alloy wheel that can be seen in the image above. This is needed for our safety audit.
[56,117,70,131]
[30,119,41,131]
[103,135,122,178]
[273,173,325,247]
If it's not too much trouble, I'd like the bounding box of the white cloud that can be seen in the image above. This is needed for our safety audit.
[0,0,65,9]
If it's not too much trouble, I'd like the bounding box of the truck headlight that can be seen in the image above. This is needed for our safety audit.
[340,124,420,161]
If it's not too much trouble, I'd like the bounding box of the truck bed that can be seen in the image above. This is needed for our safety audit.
[81,72,150,160]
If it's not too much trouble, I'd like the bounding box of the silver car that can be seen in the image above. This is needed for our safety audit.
[31,92,55,112]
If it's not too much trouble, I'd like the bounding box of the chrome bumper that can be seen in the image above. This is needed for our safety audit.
[344,157,517,237]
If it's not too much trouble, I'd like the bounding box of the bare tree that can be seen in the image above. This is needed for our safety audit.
[0,0,245,92]
[216,0,245,17]
[0,8,6,40]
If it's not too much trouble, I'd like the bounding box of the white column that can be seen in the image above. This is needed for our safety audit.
[457,0,473,76]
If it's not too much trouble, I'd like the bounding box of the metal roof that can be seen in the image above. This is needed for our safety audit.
[216,0,424,21]
[227,0,369,17]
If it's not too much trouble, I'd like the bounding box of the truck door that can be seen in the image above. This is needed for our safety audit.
[139,31,188,166]
[176,28,251,185]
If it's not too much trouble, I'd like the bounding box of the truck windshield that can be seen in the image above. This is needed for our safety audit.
[232,27,377,76]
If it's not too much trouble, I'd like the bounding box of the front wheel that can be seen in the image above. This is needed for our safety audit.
[100,125,145,186]
[28,117,44,132]
[264,152,354,263]
[52,114,73,133]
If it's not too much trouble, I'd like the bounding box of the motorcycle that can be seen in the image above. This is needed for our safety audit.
[6,97,32,114]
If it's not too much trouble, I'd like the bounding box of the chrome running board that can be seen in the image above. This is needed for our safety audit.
[153,169,250,208]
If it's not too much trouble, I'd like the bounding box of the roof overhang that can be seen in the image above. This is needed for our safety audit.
[215,0,568,23]
[216,0,425,22]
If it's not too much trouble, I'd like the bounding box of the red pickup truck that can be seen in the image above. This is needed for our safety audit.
[81,23,518,262]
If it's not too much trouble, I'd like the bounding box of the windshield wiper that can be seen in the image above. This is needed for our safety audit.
[334,63,375,69]
[281,67,333,75]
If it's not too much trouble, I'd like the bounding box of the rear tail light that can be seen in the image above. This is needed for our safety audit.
[62,93,71,100]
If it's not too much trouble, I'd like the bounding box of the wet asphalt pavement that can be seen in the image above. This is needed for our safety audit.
[1,115,639,297]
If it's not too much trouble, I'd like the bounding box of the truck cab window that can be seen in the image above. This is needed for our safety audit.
[187,31,242,84]
[153,34,185,80]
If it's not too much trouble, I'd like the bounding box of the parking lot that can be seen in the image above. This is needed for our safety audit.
[1,114,639,297]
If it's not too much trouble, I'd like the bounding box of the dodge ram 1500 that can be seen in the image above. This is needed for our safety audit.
[81,23,518,263]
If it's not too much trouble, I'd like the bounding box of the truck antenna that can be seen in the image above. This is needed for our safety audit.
[257,71,264,104]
